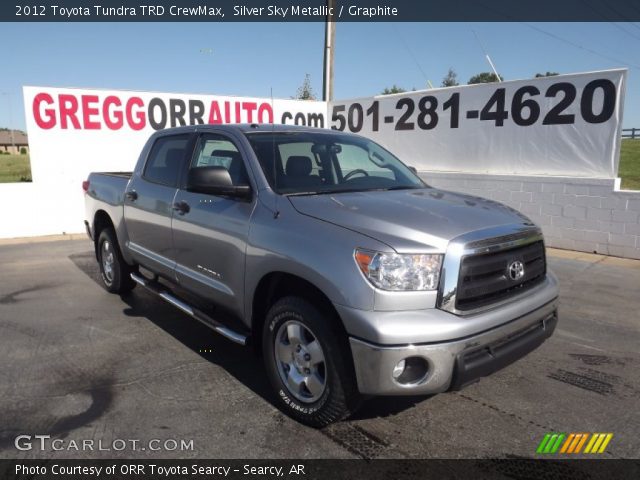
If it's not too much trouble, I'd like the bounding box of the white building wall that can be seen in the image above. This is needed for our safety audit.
[421,172,640,260]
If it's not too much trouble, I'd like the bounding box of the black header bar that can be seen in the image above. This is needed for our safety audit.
[4,0,640,22]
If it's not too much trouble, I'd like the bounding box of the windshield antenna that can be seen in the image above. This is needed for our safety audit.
[271,87,279,219]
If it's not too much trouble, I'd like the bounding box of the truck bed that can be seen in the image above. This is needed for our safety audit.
[94,171,133,179]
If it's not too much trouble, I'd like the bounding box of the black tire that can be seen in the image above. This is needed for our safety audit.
[96,227,136,294]
[263,296,361,427]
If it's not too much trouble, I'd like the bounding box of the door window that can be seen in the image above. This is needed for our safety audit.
[191,135,249,186]
[143,134,190,187]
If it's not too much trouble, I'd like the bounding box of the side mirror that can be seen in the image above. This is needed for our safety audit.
[408,166,418,175]
[187,166,251,199]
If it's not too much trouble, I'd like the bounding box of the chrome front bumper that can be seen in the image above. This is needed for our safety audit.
[349,298,558,395]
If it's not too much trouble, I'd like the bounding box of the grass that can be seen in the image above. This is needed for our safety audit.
[619,139,640,190]
[0,141,637,187]
[0,154,32,183]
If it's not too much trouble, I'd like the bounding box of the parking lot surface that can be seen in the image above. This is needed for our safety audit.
[0,239,638,459]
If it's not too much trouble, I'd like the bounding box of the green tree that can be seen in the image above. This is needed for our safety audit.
[295,73,316,100]
[468,72,503,84]
[441,68,459,87]
[535,71,560,78]
[381,85,406,95]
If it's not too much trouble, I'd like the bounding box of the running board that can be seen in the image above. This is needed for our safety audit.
[130,273,248,346]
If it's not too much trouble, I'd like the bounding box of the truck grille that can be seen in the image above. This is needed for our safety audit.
[455,240,546,311]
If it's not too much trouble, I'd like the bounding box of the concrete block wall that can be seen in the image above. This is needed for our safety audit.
[420,172,640,260]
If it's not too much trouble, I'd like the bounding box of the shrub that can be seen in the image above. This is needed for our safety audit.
[20,147,27,155]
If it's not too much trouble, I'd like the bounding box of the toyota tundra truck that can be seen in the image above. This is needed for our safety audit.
[84,124,559,427]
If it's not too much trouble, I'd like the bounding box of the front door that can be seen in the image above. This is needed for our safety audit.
[171,132,255,317]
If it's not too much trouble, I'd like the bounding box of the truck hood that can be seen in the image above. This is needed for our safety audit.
[288,188,533,252]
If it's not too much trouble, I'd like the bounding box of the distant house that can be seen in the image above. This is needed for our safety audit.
[0,130,29,154]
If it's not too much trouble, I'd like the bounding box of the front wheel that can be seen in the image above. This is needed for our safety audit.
[97,228,136,294]
[263,296,361,427]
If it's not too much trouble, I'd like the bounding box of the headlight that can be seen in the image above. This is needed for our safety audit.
[354,249,443,291]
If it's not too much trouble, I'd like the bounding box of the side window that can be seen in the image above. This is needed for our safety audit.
[143,134,190,187]
[191,135,249,186]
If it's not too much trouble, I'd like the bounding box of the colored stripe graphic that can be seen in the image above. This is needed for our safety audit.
[538,432,613,454]
[584,433,614,454]
[536,433,566,454]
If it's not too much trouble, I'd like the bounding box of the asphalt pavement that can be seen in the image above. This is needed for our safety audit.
[0,239,638,459]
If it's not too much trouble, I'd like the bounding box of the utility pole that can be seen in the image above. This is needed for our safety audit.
[322,0,336,101]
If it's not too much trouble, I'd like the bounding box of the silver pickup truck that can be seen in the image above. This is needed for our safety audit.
[84,124,558,427]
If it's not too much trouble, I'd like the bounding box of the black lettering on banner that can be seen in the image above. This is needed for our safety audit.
[189,100,205,125]
[328,78,616,132]
[148,97,167,130]
[581,79,616,124]
[294,112,306,125]
[348,103,364,132]
[511,86,540,126]
[417,96,438,130]
[395,97,414,130]
[331,105,346,131]
[543,82,576,125]
[169,99,186,127]
[366,101,379,131]
[442,93,460,128]
[307,112,324,128]
[480,88,508,126]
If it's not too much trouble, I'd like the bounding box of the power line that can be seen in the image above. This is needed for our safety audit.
[392,25,430,86]
[474,0,640,71]
[522,23,640,70]
[580,0,640,40]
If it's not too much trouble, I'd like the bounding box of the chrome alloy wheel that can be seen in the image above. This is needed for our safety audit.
[274,320,327,403]
[101,240,115,284]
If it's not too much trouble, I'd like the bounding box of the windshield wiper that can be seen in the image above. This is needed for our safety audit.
[284,191,322,196]
[382,185,423,191]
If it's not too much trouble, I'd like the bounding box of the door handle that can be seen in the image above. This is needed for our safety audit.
[125,190,138,201]
[172,201,190,215]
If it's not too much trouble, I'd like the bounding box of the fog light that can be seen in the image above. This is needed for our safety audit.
[392,357,429,385]
[392,359,406,379]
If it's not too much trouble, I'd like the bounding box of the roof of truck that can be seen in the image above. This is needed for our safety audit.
[151,123,344,135]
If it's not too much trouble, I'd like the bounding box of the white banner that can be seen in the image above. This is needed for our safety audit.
[329,69,626,178]
[23,86,327,186]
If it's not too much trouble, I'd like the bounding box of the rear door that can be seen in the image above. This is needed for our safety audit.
[171,132,256,317]
[124,133,192,279]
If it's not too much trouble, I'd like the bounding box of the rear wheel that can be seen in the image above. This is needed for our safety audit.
[263,296,361,427]
[97,228,136,294]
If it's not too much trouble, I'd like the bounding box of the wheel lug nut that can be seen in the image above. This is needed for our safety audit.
[296,345,301,352]
[304,354,311,361]
[304,368,311,375]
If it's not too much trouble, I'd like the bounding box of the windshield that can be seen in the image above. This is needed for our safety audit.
[245,131,426,195]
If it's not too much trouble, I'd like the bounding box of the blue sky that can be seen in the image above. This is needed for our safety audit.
[0,22,638,130]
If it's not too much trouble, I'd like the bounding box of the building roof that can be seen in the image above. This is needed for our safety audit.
[0,130,28,145]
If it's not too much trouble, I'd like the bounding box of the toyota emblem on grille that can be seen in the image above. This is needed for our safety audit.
[508,260,525,281]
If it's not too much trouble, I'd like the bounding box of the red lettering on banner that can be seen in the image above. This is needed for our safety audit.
[126,97,145,130]
[243,102,257,123]
[103,96,123,130]
[33,93,56,129]
[82,95,100,129]
[258,103,273,123]
[225,102,231,123]
[208,101,223,124]
[59,94,81,129]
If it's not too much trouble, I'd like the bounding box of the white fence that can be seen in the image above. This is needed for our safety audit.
[422,172,640,260]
